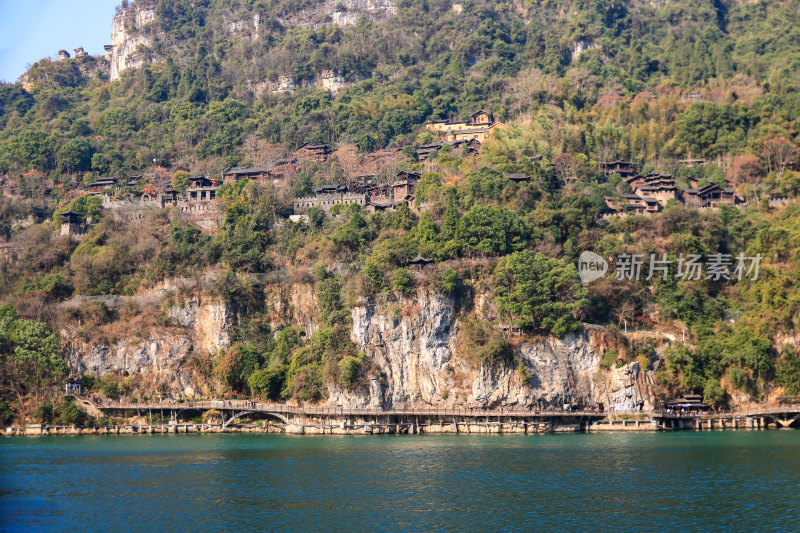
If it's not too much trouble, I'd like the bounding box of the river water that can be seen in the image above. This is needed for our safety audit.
[1,431,799,531]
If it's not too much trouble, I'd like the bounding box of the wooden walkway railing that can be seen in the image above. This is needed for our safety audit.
[90,399,616,419]
[80,397,800,421]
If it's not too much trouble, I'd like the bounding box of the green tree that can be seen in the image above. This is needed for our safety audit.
[457,205,526,256]
[493,250,587,337]
[703,377,725,408]
[248,366,287,400]
[57,138,93,173]
[172,170,191,192]
[441,193,460,241]
[95,108,136,139]
[413,212,437,246]
[9,130,53,171]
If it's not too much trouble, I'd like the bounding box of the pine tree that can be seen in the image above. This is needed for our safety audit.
[441,193,459,241]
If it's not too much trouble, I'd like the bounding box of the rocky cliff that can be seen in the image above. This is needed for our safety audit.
[110,6,158,81]
[63,290,231,399]
[64,280,662,411]
[108,0,396,82]
[331,289,660,410]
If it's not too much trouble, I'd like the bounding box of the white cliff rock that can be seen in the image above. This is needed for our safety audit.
[338,289,652,410]
[110,6,157,81]
[64,281,660,409]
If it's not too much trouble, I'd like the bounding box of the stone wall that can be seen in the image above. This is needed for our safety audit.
[294,193,368,213]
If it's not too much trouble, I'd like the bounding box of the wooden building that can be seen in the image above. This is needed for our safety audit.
[59,210,82,237]
[221,166,272,184]
[604,193,662,215]
[425,109,505,143]
[599,160,637,178]
[504,173,531,183]
[87,177,118,194]
[185,176,219,202]
[293,143,331,163]
[682,184,738,208]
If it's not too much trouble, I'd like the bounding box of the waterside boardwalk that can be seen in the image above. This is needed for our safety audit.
[85,398,610,434]
[6,398,799,436]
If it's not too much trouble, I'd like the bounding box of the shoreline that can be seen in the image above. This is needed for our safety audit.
[4,417,792,437]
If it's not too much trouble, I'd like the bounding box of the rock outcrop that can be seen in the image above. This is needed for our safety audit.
[107,1,396,82]
[64,298,230,398]
[110,6,158,81]
[64,281,662,409]
[332,290,660,410]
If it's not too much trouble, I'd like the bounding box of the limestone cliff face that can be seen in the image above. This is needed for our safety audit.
[249,69,355,96]
[329,290,660,411]
[323,0,397,26]
[110,6,158,81]
[64,299,230,398]
[107,1,396,82]
[64,281,660,410]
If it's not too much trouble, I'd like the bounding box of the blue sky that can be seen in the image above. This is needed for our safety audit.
[0,0,118,83]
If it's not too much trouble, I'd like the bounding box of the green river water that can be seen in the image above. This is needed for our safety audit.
[1,431,799,531]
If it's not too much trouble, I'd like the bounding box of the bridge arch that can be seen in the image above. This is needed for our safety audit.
[221,411,291,428]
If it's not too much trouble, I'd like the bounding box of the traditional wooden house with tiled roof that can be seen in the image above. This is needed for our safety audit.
[185,176,219,203]
[294,143,331,163]
[221,166,272,184]
[605,193,662,215]
[425,109,505,143]
[682,184,738,208]
[87,177,118,194]
[599,160,637,178]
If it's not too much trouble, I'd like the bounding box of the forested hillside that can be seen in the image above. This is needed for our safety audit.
[1,0,800,424]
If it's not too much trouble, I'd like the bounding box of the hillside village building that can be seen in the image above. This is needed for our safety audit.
[604,194,662,215]
[426,110,506,142]
[59,211,82,237]
[605,170,743,216]
[87,177,118,194]
[221,158,299,185]
[293,170,421,214]
[417,139,480,160]
[599,160,638,178]
[186,176,218,202]
[294,191,369,213]
[222,166,271,184]
[293,143,331,162]
[626,173,679,207]
[682,184,739,208]
[504,173,531,183]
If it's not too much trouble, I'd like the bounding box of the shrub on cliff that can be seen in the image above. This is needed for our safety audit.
[775,346,800,395]
[56,398,84,425]
[390,268,414,296]
[0,400,11,426]
[457,319,514,367]
[33,403,54,424]
[493,250,587,337]
[248,365,287,401]
[336,354,366,390]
